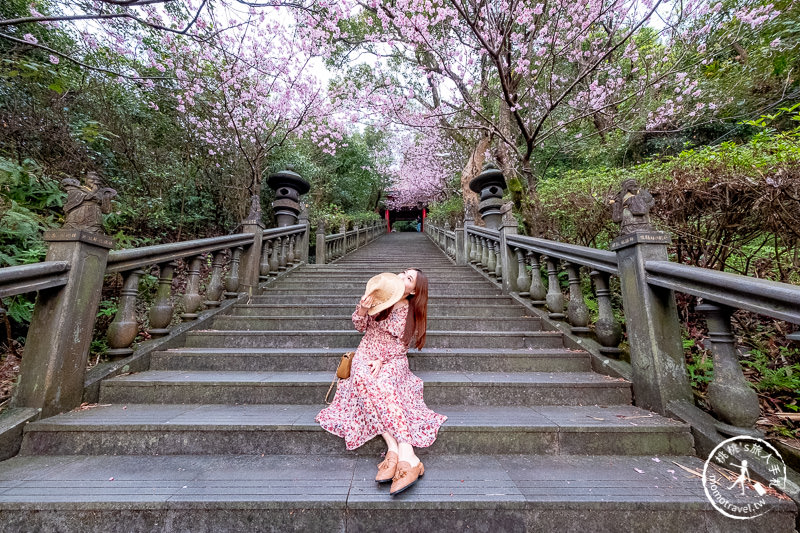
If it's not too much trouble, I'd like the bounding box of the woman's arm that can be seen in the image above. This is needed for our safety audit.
[352,306,369,332]
[352,293,375,332]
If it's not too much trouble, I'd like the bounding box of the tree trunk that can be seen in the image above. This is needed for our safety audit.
[461,135,490,224]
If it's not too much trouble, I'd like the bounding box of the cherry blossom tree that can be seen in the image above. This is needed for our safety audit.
[2,0,348,210]
[172,14,345,199]
[296,0,784,197]
[384,129,462,209]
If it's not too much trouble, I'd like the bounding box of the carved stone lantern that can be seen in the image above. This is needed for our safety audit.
[468,162,507,230]
[267,166,310,227]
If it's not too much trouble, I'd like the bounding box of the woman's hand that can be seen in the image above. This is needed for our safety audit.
[357,293,375,316]
[367,359,382,378]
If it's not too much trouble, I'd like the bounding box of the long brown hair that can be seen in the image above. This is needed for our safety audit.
[374,269,429,349]
[403,269,428,349]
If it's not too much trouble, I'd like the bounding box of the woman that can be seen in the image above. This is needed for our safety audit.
[316,269,447,495]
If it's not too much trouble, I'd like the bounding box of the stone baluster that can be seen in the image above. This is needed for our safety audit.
[204,251,225,307]
[493,240,502,281]
[224,247,241,297]
[481,238,490,271]
[148,262,175,338]
[286,235,297,266]
[469,234,480,265]
[590,271,622,356]
[107,269,143,358]
[527,252,548,305]
[515,248,530,297]
[269,238,280,274]
[487,239,497,278]
[181,256,203,320]
[564,262,590,334]
[259,239,272,281]
[698,302,761,435]
[544,257,565,319]
[278,236,288,271]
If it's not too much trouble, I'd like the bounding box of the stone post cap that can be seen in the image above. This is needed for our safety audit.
[609,230,671,251]
[43,229,114,249]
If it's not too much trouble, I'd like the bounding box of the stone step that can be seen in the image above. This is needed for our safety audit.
[150,348,590,372]
[231,304,532,318]
[280,267,486,275]
[184,330,566,349]
[0,454,793,532]
[246,295,516,306]
[263,280,494,290]
[210,316,543,332]
[261,287,505,296]
[99,371,631,406]
[19,404,693,457]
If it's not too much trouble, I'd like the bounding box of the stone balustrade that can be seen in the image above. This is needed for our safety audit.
[426,209,800,443]
[424,223,456,261]
[315,220,385,264]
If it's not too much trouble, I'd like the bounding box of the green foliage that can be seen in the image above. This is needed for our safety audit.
[683,338,715,390]
[533,130,800,284]
[0,157,63,266]
[0,296,35,327]
[391,221,418,232]
[426,195,464,227]
[742,348,800,395]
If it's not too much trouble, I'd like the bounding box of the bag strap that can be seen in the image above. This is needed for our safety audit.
[324,376,338,404]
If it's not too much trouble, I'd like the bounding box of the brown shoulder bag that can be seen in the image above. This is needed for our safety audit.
[324,351,354,404]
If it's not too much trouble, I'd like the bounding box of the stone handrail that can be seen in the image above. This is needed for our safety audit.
[645,261,800,324]
[106,234,255,273]
[506,234,619,275]
[0,261,71,299]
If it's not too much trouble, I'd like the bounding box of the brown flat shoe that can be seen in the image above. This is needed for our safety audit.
[375,451,399,483]
[389,461,424,495]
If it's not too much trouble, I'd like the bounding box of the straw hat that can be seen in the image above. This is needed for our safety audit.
[364,272,405,316]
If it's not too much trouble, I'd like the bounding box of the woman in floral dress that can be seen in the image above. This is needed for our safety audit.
[316,269,447,495]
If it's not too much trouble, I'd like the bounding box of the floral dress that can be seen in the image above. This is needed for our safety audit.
[316,304,447,450]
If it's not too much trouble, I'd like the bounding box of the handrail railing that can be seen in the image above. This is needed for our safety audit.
[0,262,71,299]
[645,261,800,325]
[106,234,254,273]
[506,234,618,275]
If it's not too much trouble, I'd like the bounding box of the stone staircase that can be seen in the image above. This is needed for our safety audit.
[0,233,795,531]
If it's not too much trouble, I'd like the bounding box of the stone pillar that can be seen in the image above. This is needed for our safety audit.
[238,195,265,295]
[316,224,326,265]
[455,223,466,266]
[610,231,693,413]
[12,229,113,417]
[499,205,517,293]
[468,162,507,230]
